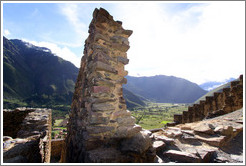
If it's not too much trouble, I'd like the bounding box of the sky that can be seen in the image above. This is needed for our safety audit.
[2,1,245,84]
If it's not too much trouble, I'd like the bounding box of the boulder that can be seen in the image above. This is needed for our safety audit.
[120,132,152,154]
[214,125,233,136]
[194,135,226,147]
[196,148,216,162]
[163,150,200,163]
[154,135,174,144]
[153,141,166,152]
[193,123,214,135]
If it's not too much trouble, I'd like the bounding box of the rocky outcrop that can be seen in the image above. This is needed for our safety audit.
[152,108,243,163]
[170,75,243,125]
[3,108,52,163]
[64,8,156,163]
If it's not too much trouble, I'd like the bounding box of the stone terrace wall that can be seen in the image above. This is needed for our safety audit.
[3,108,52,163]
[51,139,65,162]
[64,8,156,163]
[170,75,243,126]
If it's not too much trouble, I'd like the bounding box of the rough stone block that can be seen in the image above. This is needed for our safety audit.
[120,132,152,154]
[94,61,117,74]
[92,86,110,93]
[153,141,166,152]
[163,150,200,163]
[92,103,115,112]
[116,116,136,126]
[117,56,129,65]
[116,125,142,138]
[174,114,182,124]
[86,126,115,135]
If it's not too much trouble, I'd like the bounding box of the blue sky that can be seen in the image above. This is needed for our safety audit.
[2,1,245,84]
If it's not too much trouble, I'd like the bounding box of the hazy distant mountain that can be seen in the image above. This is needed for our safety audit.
[124,75,207,103]
[199,78,235,91]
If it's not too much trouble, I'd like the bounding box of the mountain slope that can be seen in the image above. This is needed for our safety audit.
[3,37,79,108]
[123,88,147,109]
[194,78,238,104]
[199,78,235,91]
[124,75,207,103]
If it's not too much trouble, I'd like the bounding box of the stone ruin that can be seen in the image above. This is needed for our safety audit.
[3,108,52,163]
[169,75,243,126]
[63,8,156,162]
[2,7,244,164]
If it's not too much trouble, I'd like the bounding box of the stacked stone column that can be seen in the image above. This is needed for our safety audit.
[64,8,155,163]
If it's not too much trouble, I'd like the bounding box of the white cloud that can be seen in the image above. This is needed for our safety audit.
[58,3,89,47]
[4,29,10,36]
[111,2,245,84]
[22,39,81,68]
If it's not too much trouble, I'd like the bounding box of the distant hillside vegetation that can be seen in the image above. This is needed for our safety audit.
[3,36,79,109]
[123,88,147,109]
[124,75,207,103]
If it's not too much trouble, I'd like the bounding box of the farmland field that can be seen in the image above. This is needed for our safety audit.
[130,102,189,130]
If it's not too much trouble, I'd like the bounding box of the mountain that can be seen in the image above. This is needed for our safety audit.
[194,78,238,104]
[3,36,79,109]
[123,75,207,103]
[3,37,145,110]
[123,88,147,109]
[199,78,235,91]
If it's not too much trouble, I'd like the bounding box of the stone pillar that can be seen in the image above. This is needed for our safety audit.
[222,88,233,113]
[64,8,155,163]
[199,100,205,117]
[187,106,194,122]
[182,111,189,123]
[204,96,214,117]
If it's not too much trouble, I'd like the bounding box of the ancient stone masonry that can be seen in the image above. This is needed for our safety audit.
[64,8,156,163]
[170,75,243,125]
[51,139,65,162]
[3,108,52,163]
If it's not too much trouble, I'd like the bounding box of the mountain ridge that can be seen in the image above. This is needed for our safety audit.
[124,75,207,103]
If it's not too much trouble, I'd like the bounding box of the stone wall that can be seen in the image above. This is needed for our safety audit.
[3,108,52,163]
[64,8,156,163]
[51,139,65,162]
[170,75,243,125]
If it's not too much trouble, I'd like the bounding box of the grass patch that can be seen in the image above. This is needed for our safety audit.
[54,119,63,127]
